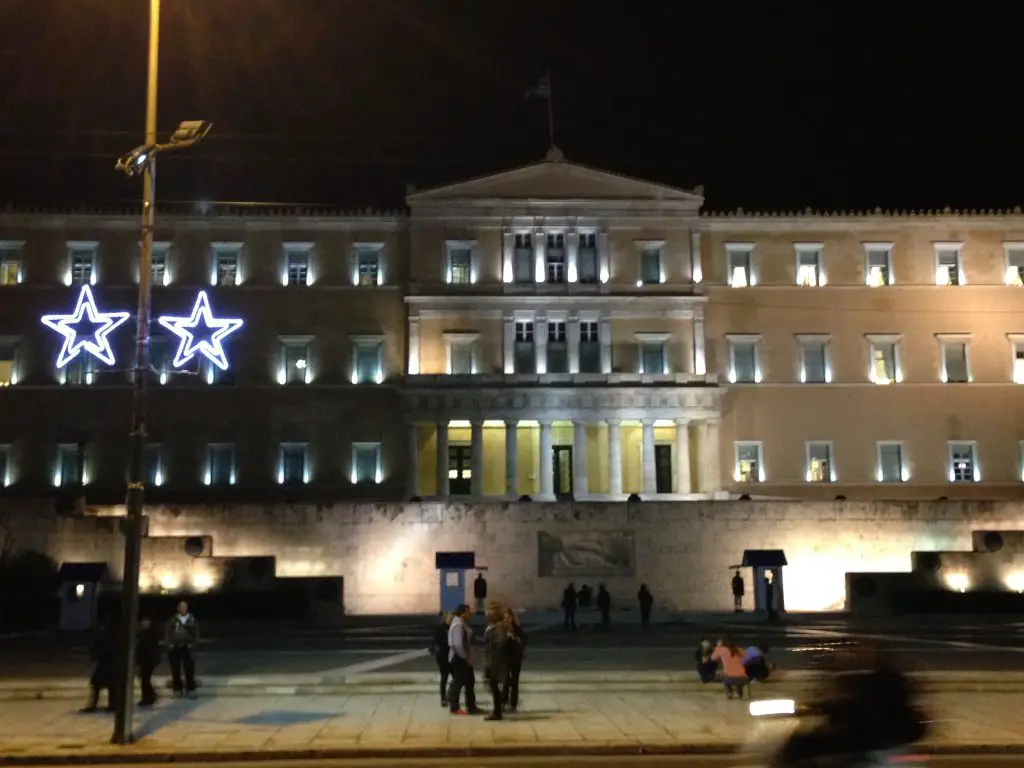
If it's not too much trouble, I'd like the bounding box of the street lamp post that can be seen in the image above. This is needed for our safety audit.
[111,0,210,743]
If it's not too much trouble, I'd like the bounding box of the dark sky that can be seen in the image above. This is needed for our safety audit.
[1,1,1023,211]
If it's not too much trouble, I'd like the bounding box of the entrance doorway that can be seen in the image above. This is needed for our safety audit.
[655,445,673,493]
[552,445,573,497]
[449,444,471,495]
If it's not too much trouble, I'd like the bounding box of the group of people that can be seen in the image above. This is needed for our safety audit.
[695,635,774,699]
[82,600,200,712]
[560,582,656,630]
[430,602,526,721]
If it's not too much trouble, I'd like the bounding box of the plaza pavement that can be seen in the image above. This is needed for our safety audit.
[0,687,1021,763]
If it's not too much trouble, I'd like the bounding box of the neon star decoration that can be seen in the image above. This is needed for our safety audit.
[41,285,131,368]
[158,290,243,371]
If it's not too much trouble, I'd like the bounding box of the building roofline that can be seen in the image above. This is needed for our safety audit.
[0,200,407,219]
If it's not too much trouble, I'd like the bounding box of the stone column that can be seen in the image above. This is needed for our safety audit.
[407,423,420,499]
[607,419,623,497]
[502,229,513,283]
[642,419,657,494]
[534,228,546,283]
[408,316,421,375]
[503,314,515,374]
[435,422,449,499]
[535,315,548,374]
[701,418,722,493]
[599,317,612,373]
[567,230,579,283]
[690,230,703,283]
[568,314,581,374]
[470,420,484,497]
[573,421,589,497]
[539,420,554,499]
[505,420,518,498]
[597,230,610,282]
[674,418,691,494]
[693,314,706,375]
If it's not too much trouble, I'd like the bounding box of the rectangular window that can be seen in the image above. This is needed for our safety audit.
[935,246,963,286]
[0,443,9,486]
[1013,340,1024,384]
[866,245,892,286]
[547,321,568,373]
[640,246,662,284]
[514,321,535,373]
[449,343,473,375]
[149,333,169,384]
[0,341,17,387]
[279,444,307,484]
[514,233,533,283]
[202,357,233,386]
[579,320,601,373]
[727,246,753,287]
[877,442,905,483]
[150,244,169,286]
[806,442,833,483]
[63,355,94,386]
[215,248,238,286]
[796,247,824,286]
[729,339,759,383]
[941,340,970,383]
[206,443,235,486]
[144,444,163,487]
[640,342,666,374]
[286,250,309,286]
[352,442,381,484]
[735,442,762,483]
[282,341,309,384]
[56,444,80,487]
[1006,245,1024,286]
[869,340,899,384]
[800,339,829,383]
[356,246,381,286]
[578,233,598,283]
[354,341,383,384]
[546,234,565,283]
[949,441,977,483]
[447,245,472,285]
[70,246,95,286]
[0,244,23,285]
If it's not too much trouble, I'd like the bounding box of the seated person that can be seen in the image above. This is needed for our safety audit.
[744,641,774,681]
[695,637,717,683]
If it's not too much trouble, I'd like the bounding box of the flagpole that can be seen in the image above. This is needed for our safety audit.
[546,71,555,150]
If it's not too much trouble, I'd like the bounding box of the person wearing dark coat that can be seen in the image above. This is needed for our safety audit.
[482,603,509,721]
[562,583,577,630]
[637,584,654,628]
[430,613,452,707]
[695,637,717,683]
[82,622,116,712]
[502,608,526,712]
[597,584,611,630]
[136,617,162,707]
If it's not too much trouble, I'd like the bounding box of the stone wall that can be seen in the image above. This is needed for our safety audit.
[3,499,1023,614]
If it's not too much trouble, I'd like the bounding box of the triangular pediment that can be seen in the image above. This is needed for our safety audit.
[408,155,703,206]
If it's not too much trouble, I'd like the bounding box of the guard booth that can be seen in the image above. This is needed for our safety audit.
[57,562,110,632]
[740,549,787,617]
[435,551,475,614]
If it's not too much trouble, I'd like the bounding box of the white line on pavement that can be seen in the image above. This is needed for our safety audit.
[321,647,429,678]
[784,626,1024,654]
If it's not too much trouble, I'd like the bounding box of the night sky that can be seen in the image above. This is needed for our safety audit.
[1,1,1023,212]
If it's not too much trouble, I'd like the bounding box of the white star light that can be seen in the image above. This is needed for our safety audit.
[158,290,243,371]
[41,285,131,368]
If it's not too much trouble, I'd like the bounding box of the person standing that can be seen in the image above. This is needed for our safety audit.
[765,573,778,622]
[482,603,509,721]
[81,621,116,713]
[562,583,577,631]
[637,583,654,628]
[136,616,162,707]
[597,584,611,630]
[732,570,745,612]
[473,573,488,615]
[430,613,452,707]
[447,604,480,715]
[695,637,717,683]
[503,607,526,712]
[165,600,199,699]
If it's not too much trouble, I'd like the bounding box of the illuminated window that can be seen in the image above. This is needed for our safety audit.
[877,442,905,483]
[205,443,235,486]
[213,246,239,286]
[150,243,169,286]
[68,244,96,286]
[201,357,233,386]
[286,250,309,286]
[639,342,666,375]
[144,444,163,487]
[446,242,473,285]
[149,333,170,385]
[1005,244,1024,286]
[444,332,477,375]
[934,244,963,286]
[62,355,94,386]
[948,441,977,483]
[795,245,824,286]
[579,320,601,373]
[56,444,81,487]
[355,245,381,286]
[546,234,566,283]
[578,232,598,284]
[514,321,535,373]
[281,339,310,385]
[0,341,17,387]
[1012,338,1024,384]
[798,336,830,383]
[279,443,307,484]
[867,336,900,384]
[0,242,23,285]
[728,335,760,383]
[0,444,10,486]
[806,441,833,483]
[865,244,893,286]
[547,321,568,373]
[639,244,663,284]
[939,337,970,383]
[353,339,383,384]
[352,442,381,484]
[726,244,753,287]
[513,233,533,284]
[734,441,762,483]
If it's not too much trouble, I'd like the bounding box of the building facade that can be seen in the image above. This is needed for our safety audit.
[3,154,1024,506]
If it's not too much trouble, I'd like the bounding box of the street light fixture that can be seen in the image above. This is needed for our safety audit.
[110,0,211,746]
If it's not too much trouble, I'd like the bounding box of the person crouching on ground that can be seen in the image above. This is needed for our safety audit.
[503,607,526,712]
[430,612,452,707]
[695,637,717,683]
[482,601,510,721]
[711,635,749,700]
[165,600,199,698]
[744,641,774,682]
[447,604,481,715]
